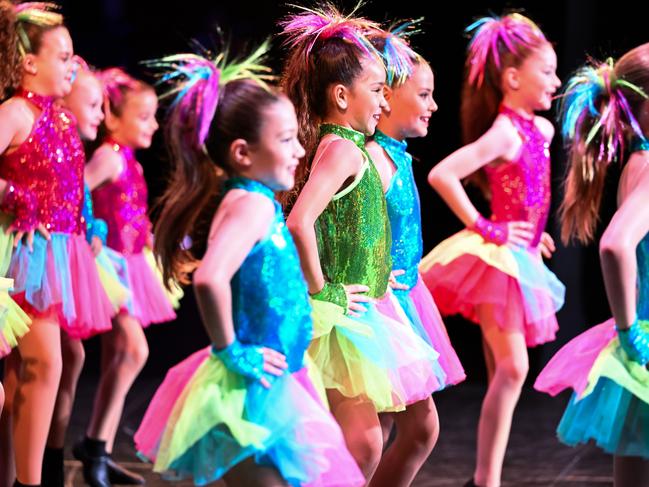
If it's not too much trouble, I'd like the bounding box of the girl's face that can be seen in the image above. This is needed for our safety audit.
[26,26,74,97]
[346,57,388,135]
[246,97,305,191]
[384,63,438,139]
[63,71,104,141]
[515,43,561,112]
[108,89,159,149]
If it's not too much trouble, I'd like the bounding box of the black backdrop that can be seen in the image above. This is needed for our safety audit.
[55,0,648,381]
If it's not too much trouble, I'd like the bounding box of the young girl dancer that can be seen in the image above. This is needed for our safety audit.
[281,5,442,485]
[133,44,364,487]
[39,57,129,486]
[418,13,564,487]
[535,44,649,487]
[75,67,175,485]
[366,23,465,388]
[0,3,114,485]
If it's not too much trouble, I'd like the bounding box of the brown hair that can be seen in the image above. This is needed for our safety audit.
[0,1,64,100]
[461,14,549,197]
[279,35,375,207]
[155,79,284,286]
[560,43,649,244]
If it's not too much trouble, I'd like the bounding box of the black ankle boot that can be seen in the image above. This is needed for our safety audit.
[106,456,145,485]
[41,447,64,487]
[463,479,484,487]
[72,439,112,487]
[14,481,41,487]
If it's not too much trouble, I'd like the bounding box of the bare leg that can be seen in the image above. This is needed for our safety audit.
[47,332,85,448]
[13,318,63,484]
[370,397,439,487]
[473,305,529,487]
[0,352,19,487]
[86,312,148,450]
[614,456,649,487]
[327,389,383,481]
[223,457,289,487]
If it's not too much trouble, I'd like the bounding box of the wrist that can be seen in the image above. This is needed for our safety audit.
[310,281,347,308]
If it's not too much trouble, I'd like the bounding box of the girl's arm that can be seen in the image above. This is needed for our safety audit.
[85,145,123,190]
[287,138,370,315]
[194,190,287,387]
[600,154,649,330]
[428,117,534,246]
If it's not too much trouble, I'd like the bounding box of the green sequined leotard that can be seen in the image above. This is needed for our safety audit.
[315,124,392,299]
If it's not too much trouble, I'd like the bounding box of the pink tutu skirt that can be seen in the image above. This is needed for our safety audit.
[106,248,179,327]
[135,346,364,486]
[8,232,114,339]
[393,276,465,387]
[420,229,564,346]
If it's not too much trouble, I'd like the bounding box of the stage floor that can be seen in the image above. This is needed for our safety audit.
[62,376,612,486]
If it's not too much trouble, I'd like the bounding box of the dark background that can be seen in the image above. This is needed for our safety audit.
[57,0,648,382]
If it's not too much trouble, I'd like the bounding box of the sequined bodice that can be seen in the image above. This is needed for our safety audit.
[375,130,422,291]
[0,89,84,233]
[92,140,150,254]
[315,124,392,298]
[637,234,649,321]
[485,106,551,247]
[228,177,312,372]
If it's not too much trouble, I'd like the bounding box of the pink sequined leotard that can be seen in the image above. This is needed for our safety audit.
[485,105,551,247]
[92,139,150,255]
[0,89,84,233]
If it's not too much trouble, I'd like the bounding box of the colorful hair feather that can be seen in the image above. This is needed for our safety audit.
[143,40,273,146]
[560,58,648,176]
[13,2,62,56]
[280,2,381,61]
[97,67,139,113]
[465,13,545,87]
[372,18,423,87]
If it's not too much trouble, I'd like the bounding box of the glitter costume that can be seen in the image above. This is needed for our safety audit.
[535,141,649,457]
[0,89,114,338]
[374,129,465,387]
[419,106,565,346]
[134,177,364,486]
[92,139,179,326]
[308,123,444,412]
[81,183,129,312]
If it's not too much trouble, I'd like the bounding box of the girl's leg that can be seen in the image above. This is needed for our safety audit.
[614,456,649,487]
[482,336,495,383]
[86,312,148,449]
[0,351,19,487]
[327,389,384,480]
[223,457,288,487]
[43,333,85,485]
[473,304,529,487]
[370,396,439,487]
[13,318,63,484]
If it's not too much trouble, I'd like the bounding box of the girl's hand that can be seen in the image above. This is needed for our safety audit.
[212,341,288,389]
[472,215,534,248]
[388,269,409,290]
[343,284,371,317]
[539,232,556,259]
[12,223,51,252]
[90,235,103,256]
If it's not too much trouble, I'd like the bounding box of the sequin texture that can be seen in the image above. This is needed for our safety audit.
[0,89,84,234]
[227,177,312,372]
[92,139,151,254]
[485,105,551,247]
[374,130,422,291]
[315,124,392,299]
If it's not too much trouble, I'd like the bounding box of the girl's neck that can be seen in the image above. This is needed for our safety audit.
[500,94,535,120]
[106,134,136,151]
[20,79,56,99]
[322,115,356,131]
[376,118,407,142]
